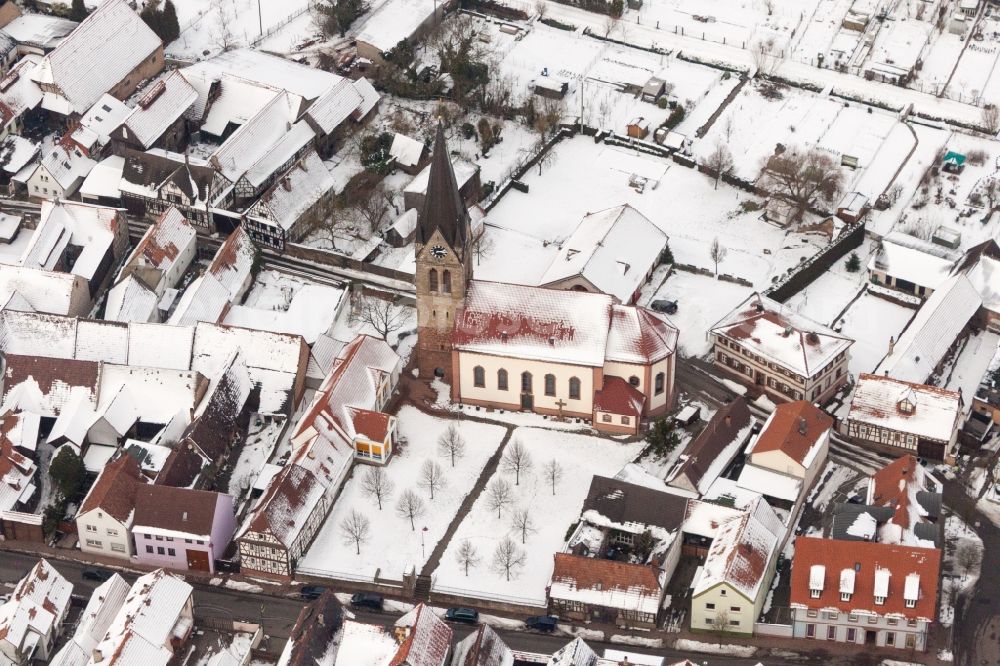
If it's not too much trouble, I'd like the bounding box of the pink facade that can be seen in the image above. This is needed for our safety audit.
[132,493,235,574]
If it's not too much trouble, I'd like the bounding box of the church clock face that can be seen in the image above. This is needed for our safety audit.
[430,245,447,260]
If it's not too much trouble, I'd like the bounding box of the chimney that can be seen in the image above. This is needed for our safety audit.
[888,335,895,355]
[798,417,807,435]
[724,415,732,427]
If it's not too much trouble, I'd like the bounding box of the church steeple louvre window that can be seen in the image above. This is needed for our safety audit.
[443,270,452,293]
[429,268,438,292]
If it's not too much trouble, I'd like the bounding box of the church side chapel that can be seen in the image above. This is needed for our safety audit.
[414,125,679,435]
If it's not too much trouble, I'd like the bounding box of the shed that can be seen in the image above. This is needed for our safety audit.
[942,150,966,173]
[641,76,665,102]
[532,75,568,99]
[627,117,650,139]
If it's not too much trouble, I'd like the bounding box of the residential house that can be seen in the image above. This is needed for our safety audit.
[111,70,197,153]
[867,232,961,299]
[276,591,346,666]
[538,204,667,304]
[710,292,854,404]
[667,397,754,495]
[0,58,43,140]
[690,498,785,635]
[389,132,427,175]
[0,559,72,663]
[29,0,163,117]
[119,148,231,230]
[168,225,257,326]
[548,552,666,628]
[69,94,131,158]
[244,148,336,250]
[26,138,96,200]
[451,624,514,666]
[845,374,962,461]
[736,400,832,509]
[790,537,940,650]
[20,200,129,297]
[391,604,454,666]
[299,76,380,158]
[1,14,76,57]
[90,568,195,664]
[289,334,400,464]
[0,136,39,191]
[0,409,40,454]
[106,206,196,322]
[0,427,38,513]
[864,454,942,546]
[49,574,130,666]
[1,354,101,418]
[0,265,90,315]
[952,238,1000,332]
[76,454,145,559]
[355,0,443,64]
[132,485,236,573]
[78,154,125,205]
[230,121,315,209]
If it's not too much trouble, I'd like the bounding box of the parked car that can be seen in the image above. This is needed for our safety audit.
[445,607,479,624]
[847,494,864,505]
[525,615,558,632]
[350,592,384,611]
[81,568,113,582]
[650,299,678,314]
[300,585,327,600]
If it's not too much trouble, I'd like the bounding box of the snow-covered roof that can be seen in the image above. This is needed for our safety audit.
[30,0,161,114]
[167,274,228,327]
[1,14,76,50]
[194,75,279,136]
[809,564,825,592]
[0,559,72,652]
[207,225,254,301]
[223,284,343,345]
[118,71,197,150]
[867,454,941,547]
[389,208,418,239]
[0,264,87,315]
[681,499,744,539]
[455,280,676,368]
[248,148,334,231]
[50,574,129,666]
[0,410,40,453]
[550,553,662,616]
[71,94,130,150]
[79,154,125,200]
[389,132,425,168]
[0,58,43,124]
[356,0,437,52]
[848,374,961,442]
[876,274,981,383]
[93,568,191,664]
[183,49,342,103]
[36,140,96,191]
[964,252,1000,314]
[241,120,315,189]
[540,204,667,304]
[331,620,399,665]
[119,206,195,281]
[868,232,961,292]
[351,77,379,120]
[391,604,452,666]
[302,77,363,135]
[0,135,38,178]
[22,200,121,280]
[405,155,478,194]
[736,463,801,502]
[692,498,783,602]
[99,363,206,426]
[209,91,301,182]
[710,292,854,379]
[0,431,35,512]
[747,400,832,468]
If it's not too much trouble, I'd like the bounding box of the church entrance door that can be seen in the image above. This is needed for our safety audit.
[521,393,534,410]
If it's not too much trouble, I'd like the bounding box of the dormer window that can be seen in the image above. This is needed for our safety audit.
[905,598,916,608]
[875,595,886,605]
[841,592,851,601]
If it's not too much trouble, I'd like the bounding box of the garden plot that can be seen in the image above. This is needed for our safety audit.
[833,290,915,378]
[945,17,1000,104]
[299,407,506,580]
[495,24,606,107]
[432,428,645,606]
[914,32,965,97]
[484,135,827,288]
[789,0,854,63]
[635,0,815,51]
[784,238,875,326]
[815,103,897,179]
[166,0,315,60]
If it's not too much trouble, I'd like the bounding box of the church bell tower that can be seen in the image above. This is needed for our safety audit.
[414,124,473,380]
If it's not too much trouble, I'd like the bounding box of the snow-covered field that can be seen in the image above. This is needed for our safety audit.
[784,240,874,326]
[834,291,916,378]
[166,0,316,60]
[480,135,826,289]
[432,427,644,606]
[299,408,507,580]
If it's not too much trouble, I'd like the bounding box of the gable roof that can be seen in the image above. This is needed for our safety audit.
[868,232,961,292]
[117,71,197,150]
[867,454,941,546]
[848,373,961,443]
[749,400,832,467]
[120,148,219,205]
[549,552,662,615]
[2,353,100,417]
[30,0,161,114]
[248,148,334,231]
[668,398,753,494]
[711,293,854,378]
[79,453,143,523]
[132,485,224,537]
[417,124,470,249]
[452,624,513,666]
[790,536,940,620]
[593,375,645,417]
[391,603,452,666]
[581,475,687,533]
[301,77,364,135]
[120,206,195,281]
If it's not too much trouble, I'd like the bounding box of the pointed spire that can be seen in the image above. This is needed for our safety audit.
[417,123,469,249]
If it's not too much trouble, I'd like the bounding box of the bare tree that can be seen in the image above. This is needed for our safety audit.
[340,509,371,555]
[485,478,513,518]
[419,459,447,500]
[602,13,619,38]
[455,539,481,576]
[704,143,734,190]
[760,149,844,215]
[751,37,780,78]
[983,103,1000,135]
[352,293,407,341]
[491,536,527,581]
[395,489,426,530]
[763,0,774,15]
[501,439,533,485]
[542,459,563,496]
[361,467,395,510]
[509,507,537,544]
[957,542,981,580]
[709,237,728,276]
[353,185,396,234]
[472,232,496,266]
[534,0,548,19]
[212,0,237,52]
[437,423,466,467]
[533,99,564,140]
[714,609,731,643]
[721,115,735,144]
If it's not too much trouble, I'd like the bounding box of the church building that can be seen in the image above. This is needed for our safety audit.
[415,126,678,434]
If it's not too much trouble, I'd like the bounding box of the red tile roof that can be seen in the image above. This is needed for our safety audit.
[79,454,143,523]
[751,400,832,465]
[869,454,924,530]
[551,552,661,597]
[790,537,940,620]
[350,408,392,442]
[391,604,452,666]
[593,375,645,417]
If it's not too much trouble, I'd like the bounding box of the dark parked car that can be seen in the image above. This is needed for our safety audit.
[651,299,678,314]
[350,592,384,611]
[847,494,864,504]
[445,607,479,624]
[81,568,113,582]
[525,615,558,632]
[300,585,327,600]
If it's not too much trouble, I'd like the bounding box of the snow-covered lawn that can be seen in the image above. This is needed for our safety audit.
[784,242,873,327]
[940,515,983,628]
[432,427,645,605]
[166,0,315,60]
[833,291,916,378]
[482,135,826,289]
[672,639,755,657]
[299,408,507,580]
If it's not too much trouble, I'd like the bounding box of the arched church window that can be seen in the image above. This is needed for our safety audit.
[428,268,438,292]
[443,270,452,294]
